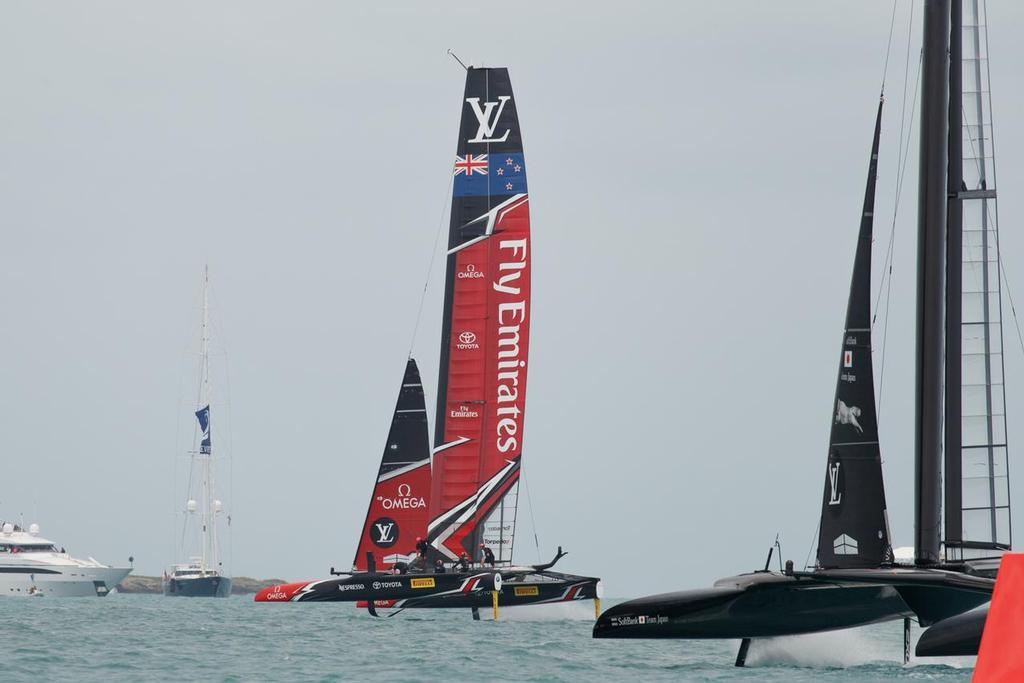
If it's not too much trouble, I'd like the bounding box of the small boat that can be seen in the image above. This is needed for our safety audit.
[0,521,130,597]
[596,0,1012,664]
[257,64,600,616]
[164,267,232,598]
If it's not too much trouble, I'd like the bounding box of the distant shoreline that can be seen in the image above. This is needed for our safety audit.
[116,575,284,595]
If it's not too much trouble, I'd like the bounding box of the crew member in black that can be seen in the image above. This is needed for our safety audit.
[415,537,430,559]
[456,552,470,573]
[480,543,495,567]
[408,553,428,573]
[434,559,446,574]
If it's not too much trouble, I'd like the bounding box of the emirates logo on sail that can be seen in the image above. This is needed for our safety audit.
[450,404,479,419]
[493,238,528,455]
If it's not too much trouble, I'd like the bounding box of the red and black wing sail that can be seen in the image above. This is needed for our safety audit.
[428,67,530,562]
[352,358,432,571]
[817,99,893,569]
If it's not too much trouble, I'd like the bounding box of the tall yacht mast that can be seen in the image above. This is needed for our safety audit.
[196,265,220,572]
[915,0,951,567]
[165,266,231,597]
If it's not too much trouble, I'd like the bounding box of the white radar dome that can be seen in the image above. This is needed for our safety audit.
[2,523,13,534]
[28,523,40,535]
[186,499,198,513]
[213,500,223,513]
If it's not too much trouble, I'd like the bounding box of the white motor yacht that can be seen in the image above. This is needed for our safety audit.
[0,522,131,597]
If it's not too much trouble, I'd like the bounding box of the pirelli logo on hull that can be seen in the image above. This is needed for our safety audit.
[410,578,436,589]
[513,585,539,597]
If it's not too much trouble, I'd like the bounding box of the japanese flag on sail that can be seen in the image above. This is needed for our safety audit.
[843,350,853,368]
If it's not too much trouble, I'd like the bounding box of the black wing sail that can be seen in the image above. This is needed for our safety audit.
[817,99,893,569]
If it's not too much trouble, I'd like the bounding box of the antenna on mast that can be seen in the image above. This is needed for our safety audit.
[447,49,469,71]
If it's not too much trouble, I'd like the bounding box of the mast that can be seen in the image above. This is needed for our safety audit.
[428,67,530,563]
[915,0,950,567]
[944,0,1011,560]
[944,0,964,555]
[199,264,216,572]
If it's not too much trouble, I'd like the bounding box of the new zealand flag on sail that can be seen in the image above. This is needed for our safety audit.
[195,405,211,455]
[453,152,527,197]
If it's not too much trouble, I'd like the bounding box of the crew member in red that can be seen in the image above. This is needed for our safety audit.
[480,543,495,567]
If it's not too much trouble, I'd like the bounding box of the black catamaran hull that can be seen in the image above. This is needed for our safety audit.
[915,606,988,656]
[388,572,599,610]
[255,569,598,609]
[594,568,992,639]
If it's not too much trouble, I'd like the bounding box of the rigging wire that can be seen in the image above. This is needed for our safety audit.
[803,521,820,571]
[406,172,454,358]
[1000,260,1024,361]
[874,1,920,421]
[178,286,203,560]
[879,0,901,93]
[522,470,542,563]
[804,0,908,570]
[209,282,236,574]
[169,283,201,565]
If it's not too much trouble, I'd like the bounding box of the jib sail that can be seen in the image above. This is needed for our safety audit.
[353,358,432,571]
[817,99,893,570]
[428,67,529,563]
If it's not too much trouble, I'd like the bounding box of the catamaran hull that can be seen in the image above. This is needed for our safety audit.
[255,570,598,610]
[915,606,988,656]
[163,575,232,598]
[392,575,599,610]
[594,579,911,639]
[593,568,994,639]
[255,570,501,603]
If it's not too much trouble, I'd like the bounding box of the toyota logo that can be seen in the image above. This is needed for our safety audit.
[459,331,476,344]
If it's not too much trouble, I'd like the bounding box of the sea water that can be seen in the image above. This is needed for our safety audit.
[0,595,975,682]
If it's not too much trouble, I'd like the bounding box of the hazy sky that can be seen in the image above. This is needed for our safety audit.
[2,1,1024,597]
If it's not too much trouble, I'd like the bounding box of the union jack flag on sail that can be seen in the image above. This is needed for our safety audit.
[453,154,488,177]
